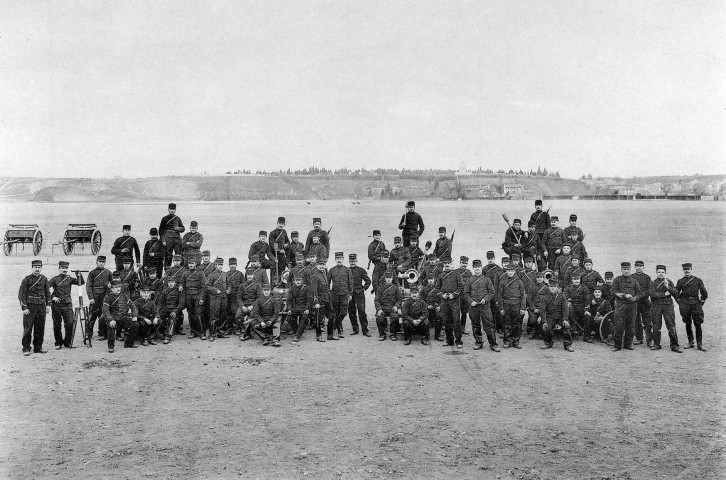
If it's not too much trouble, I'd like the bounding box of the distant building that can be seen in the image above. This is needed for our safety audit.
[456,161,472,176]
[503,184,524,196]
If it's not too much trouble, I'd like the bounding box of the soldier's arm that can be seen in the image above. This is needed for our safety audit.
[347,269,353,295]
[452,275,463,298]
[417,214,425,236]
[699,279,708,302]
[133,239,141,263]
[362,270,371,290]
[649,280,665,300]
[374,290,382,311]
[110,238,123,256]
[463,279,473,304]
[484,278,495,304]
[519,282,526,310]
[176,219,185,233]
[191,233,203,249]
[18,277,29,310]
[102,296,112,318]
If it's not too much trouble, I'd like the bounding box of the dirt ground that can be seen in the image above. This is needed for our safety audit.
[1,199,724,479]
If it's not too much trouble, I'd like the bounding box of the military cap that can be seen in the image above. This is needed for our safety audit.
[349,253,357,260]
[111,278,122,286]
[593,286,603,292]
[249,254,259,261]
[295,252,304,259]
[486,251,495,259]
[167,276,177,283]
[656,265,667,271]
[424,240,432,249]
[31,259,43,267]
[139,284,152,292]
[460,256,469,263]
[621,262,631,268]
[229,257,237,265]
[149,227,158,235]
[513,218,521,225]
[528,220,536,227]
[551,216,559,221]
[313,217,321,223]
[146,266,157,274]
[381,250,390,257]
[168,203,176,209]
[215,257,224,265]
[394,236,402,242]
[409,234,418,241]
[261,282,272,290]
[58,261,69,268]
[536,271,544,278]
[604,271,614,279]
[523,254,533,262]
[245,266,256,273]
[409,285,419,292]
[568,230,578,237]
[277,217,285,223]
[122,224,131,230]
[187,257,197,264]
[501,256,510,262]
[506,263,517,270]
[511,253,521,260]
[535,199,543,205]
[190,220,198,227]
[569,214,577,221]
[316,259,326,265]
[634,260,644,267]
[335,251,344,258]
[472,259,482,267]
[562,243,572,249]
[682,263,692,269]
[406,200,415,207]
[571,256,580,262]
[572,273,582,280]
[441,256,452,263]
[438,226,446,233]
[172,254,182,261]
[291,231,299,237]
[259,230,267,237]
[306,251,317,258]
[122,258,132,264]
[202,250,210,256]
[384,270,394,277]
[373,229,381,235]
[583,258,593,265]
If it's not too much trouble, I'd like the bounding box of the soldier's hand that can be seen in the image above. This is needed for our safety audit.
[109,320,117,328]
[537,318,542,324]
[563,321,570,329]
[471,301,477,307]
[22,308,30,315]
[534,309,539,314]
[377,310,383,316]
[122,248,129,253]
[519,309,525,315]
[52,297,60,303]
[544,251,548,258]
[315,303,321,310]
[664,291,670,296]
[162,240,167,246]
[145,318,152,325]
[500,309,505,316]
[260,322,266,328]
[585,312,591,316]
[427,305,434,310]
[89,299,95,305]
[170,312,176,319]
[150,252,154,257]
[303,310,309,315]
[199,299,204,305]
[132,316,138,322]
[435,306,441,312]
[398,318,403,324]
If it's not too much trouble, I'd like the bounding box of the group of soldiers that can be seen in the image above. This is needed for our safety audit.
[18,200,710,356]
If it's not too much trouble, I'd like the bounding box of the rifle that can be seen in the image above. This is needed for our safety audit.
[417,240,432,271]
[367,240,382,270]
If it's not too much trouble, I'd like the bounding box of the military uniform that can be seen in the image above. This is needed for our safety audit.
[310,264,335,340]
[521,225,545,271]
[401,288,429,343]
[285,232,305,268]
[398,202,425,247]
[328,253,353,338]
[157,280,185,343]
[580,264,604,294]
[676,263,708,349]
[611,263,643,350]
[111,227,141,271]
[181,223,204,267]
[563,215,584,242]
[436,264,464,346]
[563,265,585,289]
[631,262,652,345]
[235,273,263,328]
[502,220,525,260]
[49,264,83,348]
[374,276,402,339]
[206,259,228,339]
[483,254,504,334]
[542,218,566,270]
[18,261,51,354]
[497,267,526,348]
[526,279,549,338]
[305,219,330,256]
[457,259,473,331]
[102,283,139,351]
[464,266,497,348]
[181,265,207,337]
[420,280,442,340]
[648,270,679,350]
[244,290,282,346]
[86,258,113,339]
[225,259,245,333]
[288,278,314,340]
[134,292,159,344]
[585,290,612,341]
[159,204,185,268]
[541,288,572,350]
[390,238,412,275]
[367,232,387,269]
[569,240,587,263]
[529,201,551,242]
[117,266,139,300]
[433,227,452,261]
[554,251,573,288]
[249,234,276,270]
[142,229,165,277]
[347,254,371,335]
[564,280,589,334]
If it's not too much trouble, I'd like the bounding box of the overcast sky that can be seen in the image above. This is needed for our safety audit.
[1,1,723,178]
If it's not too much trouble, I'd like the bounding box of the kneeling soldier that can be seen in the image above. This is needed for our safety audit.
[375,271,402,341]
[102,279,139,353]
[49,261,84,349]
[236,267,263,339]
[402,285,429,345]
[420,275,442,341]
[134,285,160,346]
[289,273,314,342]
[242,283,282,347]
[18,259,51,355]
[464,259,497,351]
[158,277,184,344]
[541,283,573,352]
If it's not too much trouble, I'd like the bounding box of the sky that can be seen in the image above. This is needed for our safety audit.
[1,1,724,178]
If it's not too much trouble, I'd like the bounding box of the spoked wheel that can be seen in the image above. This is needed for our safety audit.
[32,230,43,255]
[62,232,74,255]
[3,234,12,256]
[91,229,102,255]
[599,311,615,346]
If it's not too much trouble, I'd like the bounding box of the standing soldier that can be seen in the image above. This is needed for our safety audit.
[433,227,452,262]
[631,260,652,347]
[563,256,585,288]
[289,253,306,285]
[328,252,353,339]
[236,267,263,339]
[305,217,330,256]
[421,273,443,341]
[289,273,314,343]
[111,225,141,272]
[437,257,464,348]
[530,200,550,242]
[269,217,289,279]
[102,279,139,353]
[483,251,504,337]
[457,256,473,334]
[418,252,440,286]
[367,229,386,270]
[580,259,604,295]
[86,255,112,341]
[526,272,549,340]
[134,285,160,346]
[584,286,611,343]
[649,266,681,352]
[464,259,497,351]
[540,282,573,352]
[181,221,203,268]
[181,257,207,339]
[543,216,566,270]
[568,232,587,262]
[390,236,411,278]
[159,203,185,269]
[157,277,184,344]
[302,252,318,286]
[18,259,51,355]
[199,250,216,333]
[139,267,163,299]
[249,232,275,270]
[502,218,524,261]
[522,221,545,271]
[497,263,526,349]
[398,200,425,247]
[142,228,165,278]
[401,285,429,345]
[375,271,402,341]
[118,259,139,300]
[307,234,329,263]
[554,244,573,287]
[162,254,187,335]
[602,271,615,307]
[224,258,244,335]
[611,262,643,352]
[564,273,589,336]
[676,263,708,351]
[248,255,270,285]
[286,231,305,268]
[347,253,371,336]
[49,261,84,349]
[407,235,425,272]
[206,257,228,340]
[310,259,335,342]
[563,214,584,242]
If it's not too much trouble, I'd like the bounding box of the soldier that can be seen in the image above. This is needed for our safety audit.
[563,256,585,288]
[206,257,228,340]
[86,255,113,341]
[465,259,497,351]
[568,231,587,263]
[390,236,411,278]
[181,220,204,267]
[134,285,160,346]
[307,233,329,263]
[159,203,185,268]
[564,273,589,336]
[498,263,526,349]
[519,255,538,292]
[289,253,306,285]
[543,216,566,270]
[483,251,504,337]
[563,214,584,242]
[347,253,371,336]
[242,283,282,347]
[367,229,386,269]
[49,261,84,349]
[302,252,318,286]
[676,263,708,351]
[611,262,643,352]
[522,221,545,271]
[437,257,464,348]
[540,282,573,352]
[433,227,452,261]
[457,256,473,334]
[502,218,524,260]
[111,225,141,272]
[163,254,186,288]
[631,260,652,347]
[269,217,289,279]
[248,255,270,285]
[407,235,425,272]
[602,271,615,307]
[224,258,244,335]
[305,217,330,256]
[421,274,443,341]
[102,278,139,353]
[401,285,429,345]
[375,271,402,341]
[526,272,549,340]
[584,286,611,343]
[328,252,353,339]
[118,259,139,300]
[530,199,550,242]
[157,277,184,344]
[372,250,393,292]
[310,259,335,342]
[398,200,425,247]
[286,231,305,268]
[142,228,165,278]
[18,259,51,355]
[236,267,263,339]
[289,273,314,343]
[418,252,440,286]
[181,257,207,339]
[649,266,681,352]
[554,243,573,287]
[580,259,604,295]
[199,250,216,332]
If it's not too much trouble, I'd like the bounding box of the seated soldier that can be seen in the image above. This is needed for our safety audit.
[140,266,163,299]
[420,274,442,341]
[289,273,314,342]
[374,271,402,341]
[102,278,139,353]
[241,283,282,347]
[584,286,612,343]
[540,283,573,352]
[119,258,139,300]
[235,266,263,339]
[402,285,430,345]
[134,285,160,346]
[157,277,185,344]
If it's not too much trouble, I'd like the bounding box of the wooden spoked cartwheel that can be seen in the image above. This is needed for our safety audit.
[91,228,102,255]
[2,224,43,256]
[599,311,615,346]
[53,224,102,256]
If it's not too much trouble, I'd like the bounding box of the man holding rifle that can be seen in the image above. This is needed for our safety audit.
[530,199,550,243]
[49,261,84,350]
[159,203,185,269]
[398,200,425,247]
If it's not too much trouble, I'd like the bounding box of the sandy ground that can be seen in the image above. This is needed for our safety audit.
[1,199,724,479]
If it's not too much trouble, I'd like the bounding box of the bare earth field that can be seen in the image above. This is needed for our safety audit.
[1,199,724,480]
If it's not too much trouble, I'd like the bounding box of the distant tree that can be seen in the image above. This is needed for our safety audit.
[587,173,593,179]
[581,174,587,180]
[554,171,561,179]
[542,168,548,176]
[536,166,542,176]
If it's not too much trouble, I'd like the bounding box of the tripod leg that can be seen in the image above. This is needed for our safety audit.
[70,308,79,349]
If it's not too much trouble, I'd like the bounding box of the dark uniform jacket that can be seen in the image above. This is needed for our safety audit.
[225,269,244,295]
[390,246,411,272]
[436,270,463,300]
[521,231,544,259]
[111,235,141,264]
[526,283,549,311]
[543,291,568,323]
[102,291,137,320]
[530,210,551,235]
[350,265,371,294]
[543,226,566,251]
[464,274,495,305]
[181,231,204,256]
[305,228,330,254]
[563,225,584,242]
[433,237,452,261]
[157,286,184,314]
[289,284,314,313]
[569,241,587,262]
[328,265,353,296]
[237,281,263,306]
[496,275,526,309]
[19,273,51,310]
[587,296,612,317]
[308,243,329,262]
[631,272,652,303]
[248,240,272,263]
[419,264,442,285]
[286,241,305,266]
[159,214,185,240]
[117,268,139,298]
[502,228,524,258]
[372,262,398,290]
[420,283,441,306]
[268,228,289,254]
[251,295,281,321]
[580,269,604,293]
[483,263,503,297]
[649,278,677,305]
[612,275,643,303]
[402,297,428,322]
[86,267,112,296]
[398,212,425,238]
[206,270,228,296]
[310,269,331,304]
[140,277,163,298]
[408,246,424,271]
[134,297,159,320]
[676,276,707,305]
[563,266,585,288]
[519,270,538,292]
[367,240,386,266]
[143,238,165,266]
[49,274,82,305]
[374,282,401,311]
[564,284,589,308]
[181,268,207,295]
